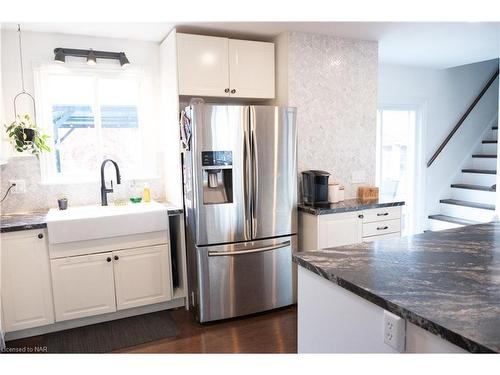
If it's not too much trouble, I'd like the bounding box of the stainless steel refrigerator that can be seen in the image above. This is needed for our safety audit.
[181,104,297,323]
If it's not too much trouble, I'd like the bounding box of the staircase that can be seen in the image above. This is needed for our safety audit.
[428,124,497,231]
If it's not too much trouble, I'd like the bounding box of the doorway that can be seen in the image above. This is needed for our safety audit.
[376,105,424,235]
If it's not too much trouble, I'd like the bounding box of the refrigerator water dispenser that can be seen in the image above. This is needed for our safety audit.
[201,151,233,204]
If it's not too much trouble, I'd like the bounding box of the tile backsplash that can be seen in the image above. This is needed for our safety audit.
[0,157,166,214]
[286,32,378,198]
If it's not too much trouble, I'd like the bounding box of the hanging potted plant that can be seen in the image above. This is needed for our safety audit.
[4,25,51,159]
[5,113,51,158]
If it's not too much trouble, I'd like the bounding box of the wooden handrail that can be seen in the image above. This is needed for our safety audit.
[427,68,499,168]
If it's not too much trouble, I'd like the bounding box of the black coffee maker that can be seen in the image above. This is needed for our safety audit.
[301,170,330,205]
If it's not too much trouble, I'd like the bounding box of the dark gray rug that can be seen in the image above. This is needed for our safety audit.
[43,310,180,353]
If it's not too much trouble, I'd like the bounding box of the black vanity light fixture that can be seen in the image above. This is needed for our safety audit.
[53,48,130,67]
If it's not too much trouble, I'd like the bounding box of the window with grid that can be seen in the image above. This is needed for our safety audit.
[35,67,155,183]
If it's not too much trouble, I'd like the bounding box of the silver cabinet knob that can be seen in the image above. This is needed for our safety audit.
[230,89,236,94]
[224,88,230,93]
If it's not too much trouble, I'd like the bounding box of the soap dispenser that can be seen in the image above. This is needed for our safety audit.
[143,183,151,203]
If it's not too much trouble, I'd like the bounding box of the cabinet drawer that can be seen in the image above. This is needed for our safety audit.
[362,219,401,237]
[362,232,401,242]
[362,206,401,223]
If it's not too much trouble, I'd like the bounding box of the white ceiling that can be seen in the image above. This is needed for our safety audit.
[3,22,499,68]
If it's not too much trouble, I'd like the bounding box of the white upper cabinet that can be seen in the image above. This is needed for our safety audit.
[1,230,55,332]
[176,33,275,99]
[228,39,275,99]
[176,33,230,97]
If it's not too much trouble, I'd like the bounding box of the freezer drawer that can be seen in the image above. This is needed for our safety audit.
[195,236,296,322]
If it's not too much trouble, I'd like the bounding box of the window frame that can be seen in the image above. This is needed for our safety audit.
[34,63,157,185]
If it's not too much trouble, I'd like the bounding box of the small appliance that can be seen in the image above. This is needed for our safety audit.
[302,170,330,205]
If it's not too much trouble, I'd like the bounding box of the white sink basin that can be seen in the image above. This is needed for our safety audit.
[47,201,169,244]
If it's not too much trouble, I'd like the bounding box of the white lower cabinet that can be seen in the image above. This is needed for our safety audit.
[51,252,117,322]
[113,245,172,310]
[299,206,402,251]
[50,244,172,322]
[1,229,55,332]
[318,211,363,249]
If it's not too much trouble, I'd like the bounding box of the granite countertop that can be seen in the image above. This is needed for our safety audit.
[1,211,48,233]
[1,201,183,233]
[293,222,500,353]
[298,198,405,215]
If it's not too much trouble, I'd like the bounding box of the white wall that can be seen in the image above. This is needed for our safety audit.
[159,29,183,207]
[0,30,167,213]
[0,26,6,352]
[379,60,499,223]
[275,32,378,199]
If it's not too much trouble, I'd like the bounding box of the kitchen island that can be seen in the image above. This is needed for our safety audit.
[293,222,500,353]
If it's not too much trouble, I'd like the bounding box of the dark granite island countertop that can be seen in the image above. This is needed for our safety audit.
[298,198,404,215]
[293,222,500,353]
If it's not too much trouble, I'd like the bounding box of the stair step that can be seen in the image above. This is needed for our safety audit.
[428,214,481,226]
[472,154,497,158]
[461,169,497,174]
[450,183,495,192]
[482,140,498,144]
[439,199,495,210]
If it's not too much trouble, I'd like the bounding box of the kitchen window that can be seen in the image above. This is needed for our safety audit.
[34,65,157,183]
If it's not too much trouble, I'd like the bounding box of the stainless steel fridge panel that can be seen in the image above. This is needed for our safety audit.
[190,104,251,245]
[250,106,297,240]
[195,236,296,322]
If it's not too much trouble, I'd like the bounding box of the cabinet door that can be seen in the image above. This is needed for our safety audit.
[51,252,116,322]
[113,244,172,310]
[176,33,230,97]
[1,230,54,332]
[318,212,362,249]
[228,39,275,99]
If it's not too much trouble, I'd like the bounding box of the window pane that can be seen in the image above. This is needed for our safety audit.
[99,78,143,177]
[380,110,410,201]
[377,109,416,235]
[49,75,99,176]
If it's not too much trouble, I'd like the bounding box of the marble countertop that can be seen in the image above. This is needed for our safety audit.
[293,222,500,353]
[298,198,404,215]
[1,201,183,233]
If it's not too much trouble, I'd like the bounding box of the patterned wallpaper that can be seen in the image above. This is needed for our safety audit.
[286,32,378,198]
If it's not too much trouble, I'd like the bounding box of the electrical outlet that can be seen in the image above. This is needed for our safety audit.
[383,310,406,352]
[351,170,366,183]
[9,179,26,194]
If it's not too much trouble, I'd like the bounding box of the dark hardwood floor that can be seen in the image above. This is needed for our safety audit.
[118,305,297,353]
[6,306,297,354]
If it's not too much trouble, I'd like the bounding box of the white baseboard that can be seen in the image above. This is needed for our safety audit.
[5,297,186,341]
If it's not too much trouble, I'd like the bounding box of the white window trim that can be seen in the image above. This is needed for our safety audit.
[34,62,159,185]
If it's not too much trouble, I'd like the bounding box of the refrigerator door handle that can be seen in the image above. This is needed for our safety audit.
[243,125,252,239]
[208,241,290,257]
[250,126,258,238]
